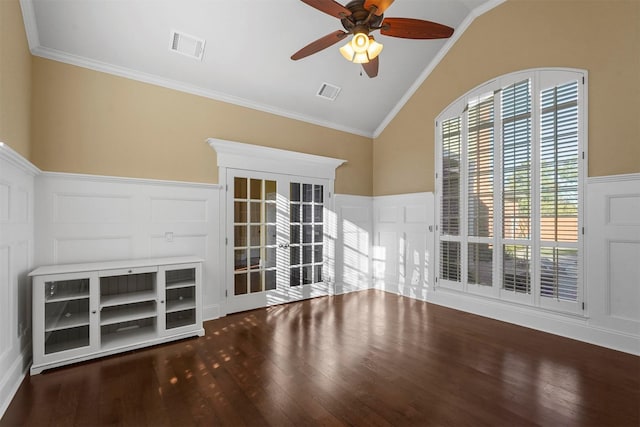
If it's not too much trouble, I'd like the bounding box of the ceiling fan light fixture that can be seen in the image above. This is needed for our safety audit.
[352,51,370,64]
[366,36,383,60]
[351,32,370,53]
[339,42,356,61]
[339,34,383,64]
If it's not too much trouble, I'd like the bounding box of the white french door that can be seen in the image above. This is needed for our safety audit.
[226,169,329,313]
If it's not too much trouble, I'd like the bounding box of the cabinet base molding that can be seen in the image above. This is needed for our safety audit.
[30,328,205,375]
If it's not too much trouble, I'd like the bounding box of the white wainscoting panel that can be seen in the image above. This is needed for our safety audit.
[0,144,38,419]
[586,174,640,349]
[425,174,640,355]
[35,172,223,322]
[333,195,373,295]
[372,193,435,301]
[54,194,131,223]
[151,198,208,223]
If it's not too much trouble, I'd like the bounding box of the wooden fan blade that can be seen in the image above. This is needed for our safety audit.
[362,56,379,78]
[291,30,349,60]
[380,17,454,39]
[300,0,352,19]
[364,0,394,16]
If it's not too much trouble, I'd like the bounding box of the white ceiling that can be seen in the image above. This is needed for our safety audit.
[20,0,499,138]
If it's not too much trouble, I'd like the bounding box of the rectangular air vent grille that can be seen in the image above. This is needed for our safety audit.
[316,83,341,101]
[169,30,205,61]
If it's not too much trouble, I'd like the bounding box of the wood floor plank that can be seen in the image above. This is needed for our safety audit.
[2,290,639,426]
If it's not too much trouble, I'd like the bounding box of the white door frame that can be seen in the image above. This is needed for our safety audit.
[207,138,346,315]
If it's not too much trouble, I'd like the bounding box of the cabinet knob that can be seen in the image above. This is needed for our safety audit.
[160,300,165,304]
[92,310,97,314]
[128,269,133,273]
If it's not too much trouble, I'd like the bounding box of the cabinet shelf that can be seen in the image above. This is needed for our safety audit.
[101,290,157,308]
[46,291,89,304]
[101,304,157,326]
[45,312,90,332]
[166,298,196,313]
[166,281,196,290]
[101,325,157,351]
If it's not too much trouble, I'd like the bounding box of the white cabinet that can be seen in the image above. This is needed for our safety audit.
[30,256,204,374]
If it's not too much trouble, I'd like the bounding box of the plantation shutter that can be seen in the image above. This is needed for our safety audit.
[501,79,532,294]
[467,94,494,286]
[440,117,462,282]
[539,80,580,301]
[435,69,584,314]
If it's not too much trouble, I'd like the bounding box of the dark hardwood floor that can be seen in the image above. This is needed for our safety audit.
[2,290,639,426]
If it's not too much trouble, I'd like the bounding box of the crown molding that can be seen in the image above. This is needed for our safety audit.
[19,0,372,138]
[19,0,503,141]
[372,0,507,139]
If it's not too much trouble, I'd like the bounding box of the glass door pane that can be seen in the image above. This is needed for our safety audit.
[289,182,324,287]
[227,171,330,314]
[233,176,278,296]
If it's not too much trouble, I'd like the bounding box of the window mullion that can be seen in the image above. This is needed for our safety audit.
[493,91,502,299]
[461,108,469,291]
[531,71,542,307]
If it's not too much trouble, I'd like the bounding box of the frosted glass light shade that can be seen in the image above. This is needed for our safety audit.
[366,37,383,60]
[339,34,383,64]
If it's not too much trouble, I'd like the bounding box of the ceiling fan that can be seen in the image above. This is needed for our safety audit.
[291,0,454,78]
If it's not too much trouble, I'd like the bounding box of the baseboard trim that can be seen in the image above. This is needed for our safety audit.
[332,281,371,295]
[0,351,30,420]
[203,304,221,321]
[425,288,640,355]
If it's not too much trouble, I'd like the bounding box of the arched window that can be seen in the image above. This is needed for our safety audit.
[435,69,586,314]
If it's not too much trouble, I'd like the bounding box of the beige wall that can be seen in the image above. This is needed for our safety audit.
[0,0,31,158]
[373,0,640,196]
[31,58,373,195]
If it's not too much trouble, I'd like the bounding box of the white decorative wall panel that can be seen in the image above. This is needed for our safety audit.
[405,204,428,224]
[608,241,640,321]
[333,195,373,294]
[150,234,207,258]
[374,230,398,286]
[54,236,133,264]
[151,198,207,223]
[586,174,640,349]
[12,187,29,224]
[0,246,9,359]
[0,143,37,419]
[372,193,434,300]
[54,194,131,223]
[14,241,30,344]
[0,183,9,222]
[608,195,640,225]
[36,172,222,328]
[378,206,397,223]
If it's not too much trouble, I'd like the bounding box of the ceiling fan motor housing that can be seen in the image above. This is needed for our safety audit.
[341,0,384,35]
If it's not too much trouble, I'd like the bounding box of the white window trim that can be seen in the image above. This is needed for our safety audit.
[434,68,588,316]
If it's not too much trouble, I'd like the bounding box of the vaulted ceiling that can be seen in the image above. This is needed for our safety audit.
[20,0,499,137]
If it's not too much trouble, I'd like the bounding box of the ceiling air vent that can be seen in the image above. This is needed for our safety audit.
[169,30,206,61]
[316,82,341,101]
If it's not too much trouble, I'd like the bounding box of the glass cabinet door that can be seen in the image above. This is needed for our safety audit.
[160,263,200,334]
[43,277,91,354]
